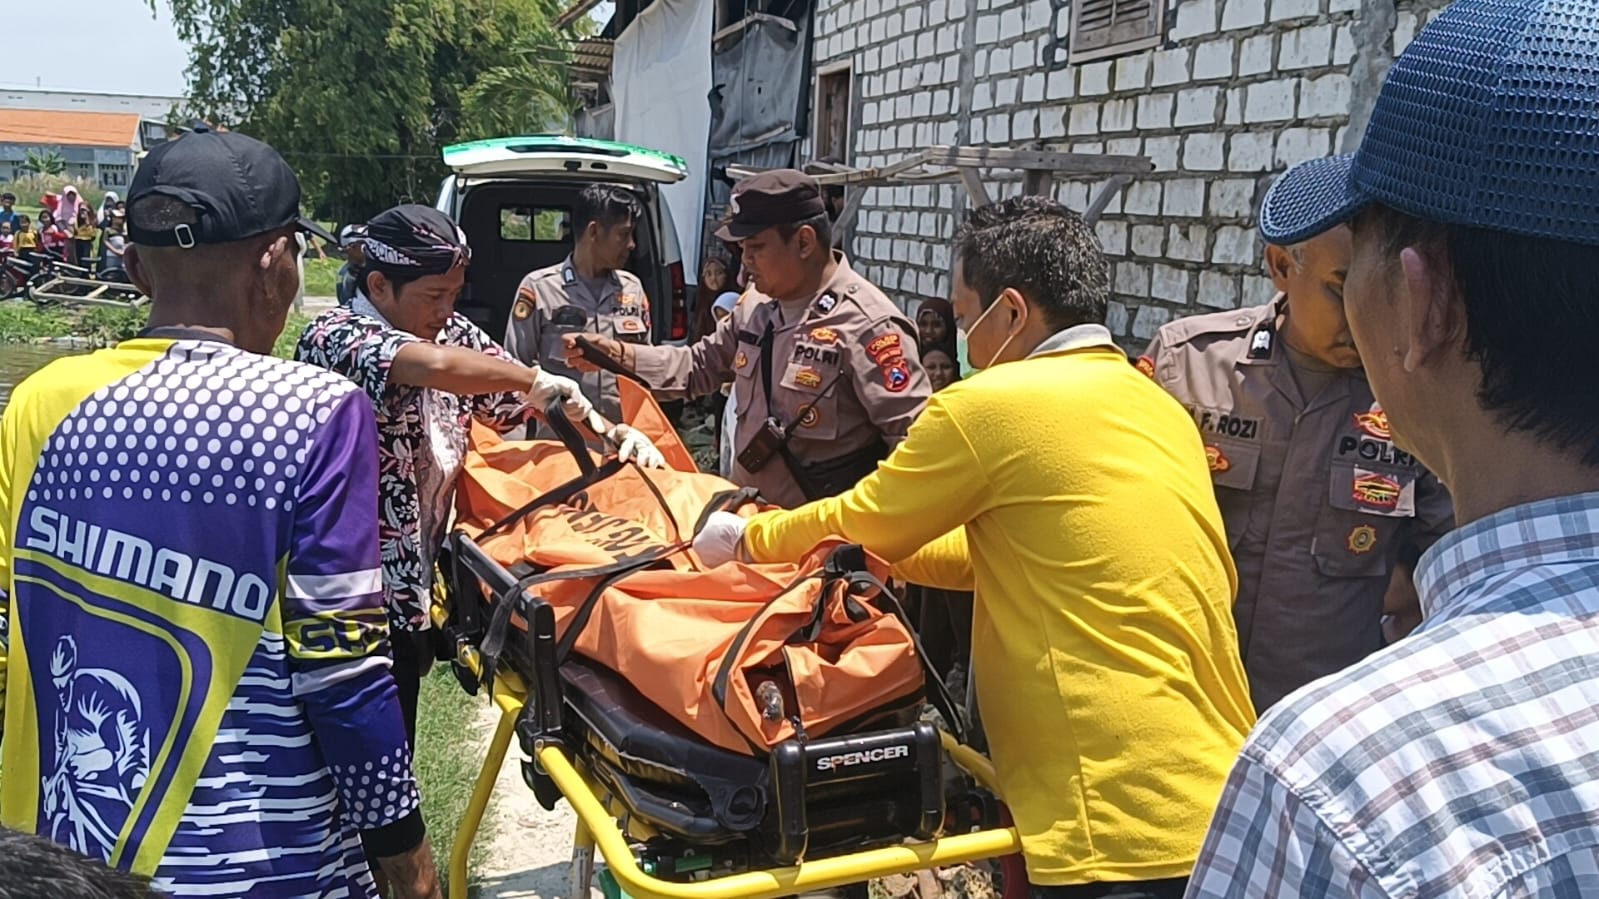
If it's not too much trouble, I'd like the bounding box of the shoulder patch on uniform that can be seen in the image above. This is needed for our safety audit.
[865,332,905,364]
[513,297,533,320]
[881,358,912,392]
[1134,355,1156,378]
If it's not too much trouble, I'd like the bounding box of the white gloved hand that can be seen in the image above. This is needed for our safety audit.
[528,368,594,425]
[609,424,667,469]
[694,510,749,568]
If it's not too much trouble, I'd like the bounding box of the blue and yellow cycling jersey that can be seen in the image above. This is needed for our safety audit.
[0,336,420,897]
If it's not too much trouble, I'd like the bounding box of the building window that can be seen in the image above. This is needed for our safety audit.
[98,164,132,187]
[1068,0,1164,64]
[68,162,96,182]
[814,64,853,164]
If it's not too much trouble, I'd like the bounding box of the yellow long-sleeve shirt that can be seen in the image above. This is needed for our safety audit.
[744,337,1255,886]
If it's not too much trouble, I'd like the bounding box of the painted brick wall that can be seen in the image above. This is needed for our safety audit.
[807,0,1450,348]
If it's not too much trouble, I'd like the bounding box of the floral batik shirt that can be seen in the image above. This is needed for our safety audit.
[295,299,533,631]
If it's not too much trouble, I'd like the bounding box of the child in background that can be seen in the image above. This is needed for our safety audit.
[0,222,13,252]
[37,210,70,261]
[73,205,99,269]
[99,210,127,276]
[13,216,38,252]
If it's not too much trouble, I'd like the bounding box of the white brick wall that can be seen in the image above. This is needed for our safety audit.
[807,0,1450,337]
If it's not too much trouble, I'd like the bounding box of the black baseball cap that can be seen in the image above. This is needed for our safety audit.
[716,169,828,241]
[126,127,335,248]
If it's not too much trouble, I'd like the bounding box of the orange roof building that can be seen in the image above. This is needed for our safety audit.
[0,108,141,149]
[0,108,146,190]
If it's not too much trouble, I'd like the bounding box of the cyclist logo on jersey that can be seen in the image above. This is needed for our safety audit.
[41,636,151,861]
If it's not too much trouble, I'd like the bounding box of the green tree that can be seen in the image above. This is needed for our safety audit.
[23,148,66,176]
[160,0,581,224]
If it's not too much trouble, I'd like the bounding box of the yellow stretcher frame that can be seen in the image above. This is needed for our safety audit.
[447,666,1023,899]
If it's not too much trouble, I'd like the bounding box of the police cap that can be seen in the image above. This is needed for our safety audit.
[716,169,827,241]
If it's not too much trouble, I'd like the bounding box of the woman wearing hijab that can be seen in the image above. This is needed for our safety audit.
[55,185,82,239]
[916,298,971,377]
[96,191,120,265]
[98,191,119,228]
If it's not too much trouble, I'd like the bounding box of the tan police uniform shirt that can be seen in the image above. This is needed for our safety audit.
[631,254,931,508]
[1139,296,1454,713]
[504,256,651,426]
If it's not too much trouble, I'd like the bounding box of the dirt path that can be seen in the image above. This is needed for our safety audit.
[470,701,592,899]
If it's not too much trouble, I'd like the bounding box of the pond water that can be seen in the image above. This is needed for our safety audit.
[0,343,87,413]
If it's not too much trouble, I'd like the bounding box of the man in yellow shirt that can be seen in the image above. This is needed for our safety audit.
[694,197,1255,898]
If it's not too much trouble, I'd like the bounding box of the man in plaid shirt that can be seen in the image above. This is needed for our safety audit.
[1186,0,1599,896]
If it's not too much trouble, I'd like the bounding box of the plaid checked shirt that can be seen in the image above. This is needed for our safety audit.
[1186,492,1599,899]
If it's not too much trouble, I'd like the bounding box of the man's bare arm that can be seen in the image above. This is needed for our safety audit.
[378,837,443,899]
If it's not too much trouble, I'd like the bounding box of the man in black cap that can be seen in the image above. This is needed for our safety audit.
[0,128,441,897]
[295,204,666,741]
[1188,0,1599,893]
[565,169,930,507]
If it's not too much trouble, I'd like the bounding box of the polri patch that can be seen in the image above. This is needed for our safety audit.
[1135,355,1156,379]
[810,326,840,345]
[513,298,534,320]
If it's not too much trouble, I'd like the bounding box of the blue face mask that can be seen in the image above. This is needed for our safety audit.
[961,295,1019,370]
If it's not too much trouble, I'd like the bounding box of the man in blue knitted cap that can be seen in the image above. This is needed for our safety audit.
[1187,0,1599,895]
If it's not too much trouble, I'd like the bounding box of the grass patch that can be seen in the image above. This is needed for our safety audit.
[0,303,71,341]
[304,257,343,299]
[413,666,492,893]
[273,311,316,360]
[0,302,147,343]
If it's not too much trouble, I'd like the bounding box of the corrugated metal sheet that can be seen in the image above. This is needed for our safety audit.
[571,37,615,76]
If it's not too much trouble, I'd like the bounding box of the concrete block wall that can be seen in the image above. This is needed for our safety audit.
[807,0,1451,347]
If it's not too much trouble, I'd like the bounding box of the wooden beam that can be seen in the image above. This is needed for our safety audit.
[712,12,799,45]
[1083,175,1133,226]
[1022,168,1054,196]
[923,145,1153,175]
[835,186,869,251]
[957,166,993,206]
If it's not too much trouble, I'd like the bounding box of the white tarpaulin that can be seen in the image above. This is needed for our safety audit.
[613,0,713,269]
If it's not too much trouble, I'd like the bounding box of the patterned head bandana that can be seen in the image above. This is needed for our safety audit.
[361,204,472,277]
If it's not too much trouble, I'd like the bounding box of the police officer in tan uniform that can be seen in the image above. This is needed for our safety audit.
[1138,220,1453,714]
[566,170,931,508]
[505,183,652,428]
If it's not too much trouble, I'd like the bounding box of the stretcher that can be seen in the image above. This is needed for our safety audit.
[433,405,1023,899]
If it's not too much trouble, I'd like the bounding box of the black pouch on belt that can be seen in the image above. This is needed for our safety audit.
[797,439,890,499]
